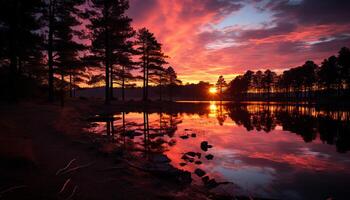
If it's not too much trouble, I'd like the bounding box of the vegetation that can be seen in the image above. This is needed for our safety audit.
[225,47,350,102]
[0,0,180,104]
[0,1,349,104]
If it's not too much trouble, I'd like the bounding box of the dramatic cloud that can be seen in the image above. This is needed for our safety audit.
[128,0,350,83]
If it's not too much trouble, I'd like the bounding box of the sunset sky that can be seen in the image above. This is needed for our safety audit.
[127,0,350,84]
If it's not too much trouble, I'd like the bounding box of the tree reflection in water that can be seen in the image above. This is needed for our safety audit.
[89,103,350,157]
[87,103,350,199]
[225,104,350,153]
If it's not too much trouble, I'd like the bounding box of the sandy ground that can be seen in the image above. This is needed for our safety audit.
[0,99,208,200]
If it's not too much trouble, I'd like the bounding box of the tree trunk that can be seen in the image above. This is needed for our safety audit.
[103,1,110,105]
[110,66,113,100]
[159,84,162,101]
[142,43,146,101]
[145,59,149,101]
[60,73,64,107]
[69,73,72,97]
[73,75,76,97]
[48,0,55,102]
[8,0,19,103]
[122,65,125,101]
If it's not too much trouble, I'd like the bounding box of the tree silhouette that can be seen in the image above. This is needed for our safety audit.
[262,70,277,100]
[227,46,350,102]
[135,28,167,101]
[338,47,350,90]
[215,75,227,101]
[318,56,341,94]
[52,1,86,106]
[86,0,132,104]
[0,0,43,102]
[165,66,181,101]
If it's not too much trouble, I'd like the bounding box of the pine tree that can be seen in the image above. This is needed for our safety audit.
[165,66,180,101]
[216,75,227,102]
[42,0,86,102]
[0,0,43,102]
[135,28,167,101]
[54,1,86,106]
[86,0,133,104]
[114,40,137,101]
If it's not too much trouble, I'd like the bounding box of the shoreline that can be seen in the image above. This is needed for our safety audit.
[0,100,209,200]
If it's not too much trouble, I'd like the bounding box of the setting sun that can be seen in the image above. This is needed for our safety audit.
[209,87,217,94]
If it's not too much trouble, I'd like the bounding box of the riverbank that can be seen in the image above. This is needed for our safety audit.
[0,99,210,200]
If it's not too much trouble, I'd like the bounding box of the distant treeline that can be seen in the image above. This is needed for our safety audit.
[223,47,350,102]
[78,81,213,101]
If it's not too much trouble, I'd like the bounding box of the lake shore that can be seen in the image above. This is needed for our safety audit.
[1,99,349,199]
[0,99,212,200]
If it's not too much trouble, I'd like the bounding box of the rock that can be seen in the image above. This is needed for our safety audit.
[205,154,214,160]
[186,152,196,157]
[179,135,189,139]
[147,163,192,184]
[206,179,219,189]
[181,154,189,160]
[201,141,213,151]
[196,152,201,158]
[195,161,202,165]
[202,176,209,183]
[194,168,206,177]
[181,154,194,163]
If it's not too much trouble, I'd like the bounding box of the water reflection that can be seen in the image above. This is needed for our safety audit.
[87,102,350,200]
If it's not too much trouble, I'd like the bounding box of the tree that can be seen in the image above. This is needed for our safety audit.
[227,75,245,100]
[87,0,132,104]
[54,1,86,106]
[152,66,166,101]
[113,41,137,101]
[262,70,277,99]
[165,66,180,101]
[216,75,227,102]
[135,28,167,101]
[0,0,43,102]
[42,0,87,102]
[318,56,341,94]
[242,70,254,98]
[252,70,263,95]
[300,61,318,98]
[337,47,350,89]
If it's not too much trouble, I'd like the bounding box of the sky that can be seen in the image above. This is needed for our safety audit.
[127,0,350,84]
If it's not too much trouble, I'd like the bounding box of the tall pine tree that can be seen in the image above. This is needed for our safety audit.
[0,0,43,102]
[86,0,133,104]
[135,28,167,101]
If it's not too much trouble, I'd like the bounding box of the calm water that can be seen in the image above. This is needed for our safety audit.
[88,102,350,200]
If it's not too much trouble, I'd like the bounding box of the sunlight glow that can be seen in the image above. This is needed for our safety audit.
[209,87,217,94]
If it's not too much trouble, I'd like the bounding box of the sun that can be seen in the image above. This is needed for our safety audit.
[209,87,217,94]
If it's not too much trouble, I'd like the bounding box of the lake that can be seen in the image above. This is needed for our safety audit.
[87,102,350,200]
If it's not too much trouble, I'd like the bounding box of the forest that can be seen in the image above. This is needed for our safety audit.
[0,0,180,105]
[220,47,350,102]
[1,0,349,104]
